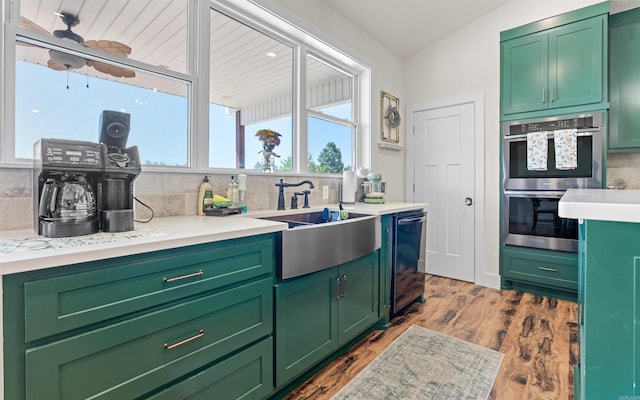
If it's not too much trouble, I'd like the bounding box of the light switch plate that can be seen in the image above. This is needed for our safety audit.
[322,186,329,199]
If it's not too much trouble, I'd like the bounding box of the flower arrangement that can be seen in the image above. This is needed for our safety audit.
[256,129,282,172]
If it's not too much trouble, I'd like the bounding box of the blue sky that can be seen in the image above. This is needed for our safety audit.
[16,60,352,170]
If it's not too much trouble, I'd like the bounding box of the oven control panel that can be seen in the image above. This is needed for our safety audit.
[508,116,595,135]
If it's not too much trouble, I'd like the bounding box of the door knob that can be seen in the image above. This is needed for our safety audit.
[465,197,473,206]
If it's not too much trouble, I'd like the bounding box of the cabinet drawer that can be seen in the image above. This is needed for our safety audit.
[24,235,274,342]
[503,247,577,290]
[25,277,273,400]
[146,337,274,400]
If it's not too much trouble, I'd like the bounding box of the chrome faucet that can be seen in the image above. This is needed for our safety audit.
[275,179,315,210]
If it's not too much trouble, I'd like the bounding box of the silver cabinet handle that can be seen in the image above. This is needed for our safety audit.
[341,274,348,297]
[164,329,204,350]
[163,270,204,283]
[551,87,555,102]
[334,277,340,301]
[538,266,558,272]
[542,88,546,103]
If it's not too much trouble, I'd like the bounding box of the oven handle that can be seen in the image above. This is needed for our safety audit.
[504,129,598,141]
[503,190,564,198]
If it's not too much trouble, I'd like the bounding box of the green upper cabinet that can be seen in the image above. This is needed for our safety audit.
[609,8,640,150]
[500,2,609,120]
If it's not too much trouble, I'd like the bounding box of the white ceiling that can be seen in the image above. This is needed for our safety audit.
[317,0,511,59]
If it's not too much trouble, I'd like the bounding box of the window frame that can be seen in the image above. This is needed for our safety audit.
[1,0,372,176]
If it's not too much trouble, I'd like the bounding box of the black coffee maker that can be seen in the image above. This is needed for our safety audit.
[98,110,141,232]
[34,139,103,237]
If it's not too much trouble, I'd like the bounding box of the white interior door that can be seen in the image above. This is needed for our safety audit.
[413,103,475,282]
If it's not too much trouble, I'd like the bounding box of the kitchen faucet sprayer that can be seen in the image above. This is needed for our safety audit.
[275,179,315,210]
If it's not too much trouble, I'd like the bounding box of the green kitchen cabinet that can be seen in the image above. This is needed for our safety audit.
[274,251,379,388]
[379,215,392,321]
[609,8,640,150]
[501,246,578,300]
[4,234,276,400]
[575,219,640,399]
[500,3,608,119]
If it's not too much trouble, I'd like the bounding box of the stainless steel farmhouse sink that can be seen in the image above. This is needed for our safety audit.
[260,211,380,279]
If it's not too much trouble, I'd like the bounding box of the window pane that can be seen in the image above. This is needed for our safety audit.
[20,0,188,74]
[306,56,353,120]
[308,116,352,173]
[209,8,293,169]
[15,42,189,166]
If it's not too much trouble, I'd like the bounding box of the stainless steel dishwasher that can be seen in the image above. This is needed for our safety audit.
[392,209,427,314]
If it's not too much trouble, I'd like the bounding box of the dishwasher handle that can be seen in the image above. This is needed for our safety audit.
[397,214,426,225]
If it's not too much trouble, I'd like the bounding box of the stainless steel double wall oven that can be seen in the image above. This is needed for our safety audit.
[502,112,604,253]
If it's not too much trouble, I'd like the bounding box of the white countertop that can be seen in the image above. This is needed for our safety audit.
[0,202,427,275]
[559,189,640,223]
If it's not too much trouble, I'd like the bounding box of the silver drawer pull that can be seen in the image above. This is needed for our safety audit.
[163,270,204,283]
[538,266,558,272]
[164,329,205,350]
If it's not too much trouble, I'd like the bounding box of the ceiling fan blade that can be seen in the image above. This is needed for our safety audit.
[83,40,132,57]
[47,59,69,71]
[88,60,136,78]
[19,16,51,35]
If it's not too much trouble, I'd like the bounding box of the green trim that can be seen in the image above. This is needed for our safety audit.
[500,1,610,41]
[500,102,610,122]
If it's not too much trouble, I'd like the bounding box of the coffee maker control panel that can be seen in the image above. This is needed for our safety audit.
[39,139,104,168]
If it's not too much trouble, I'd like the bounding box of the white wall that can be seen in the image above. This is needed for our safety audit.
[403,0,603,276]
[256,0,408,201]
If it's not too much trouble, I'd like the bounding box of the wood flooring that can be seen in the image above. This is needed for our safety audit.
[284,274,579,400]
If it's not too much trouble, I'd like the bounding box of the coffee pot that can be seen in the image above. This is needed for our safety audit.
[38,174,99,237]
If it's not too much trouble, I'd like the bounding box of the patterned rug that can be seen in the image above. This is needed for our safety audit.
[331,325,504,400]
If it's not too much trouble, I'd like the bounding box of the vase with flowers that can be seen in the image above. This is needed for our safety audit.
[256,129,282,172]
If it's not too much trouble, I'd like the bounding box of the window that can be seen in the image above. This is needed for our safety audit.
[4,0,370,173]
[208,8,293,171]
[306,55,354,173]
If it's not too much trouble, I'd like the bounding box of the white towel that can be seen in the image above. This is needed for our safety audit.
[527,131,548,171]
[554,129,577,170]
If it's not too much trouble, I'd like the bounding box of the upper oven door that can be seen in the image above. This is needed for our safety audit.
[502,114,604,191]
[502,191,578,253]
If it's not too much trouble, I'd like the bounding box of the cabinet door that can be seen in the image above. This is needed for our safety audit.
[379,216,392,318]
[609,10,640,149]
[582,220,637,399]
[501,31,549,115]
[548,16,604,110]
[274,268,338,388]
[337,252,379,344]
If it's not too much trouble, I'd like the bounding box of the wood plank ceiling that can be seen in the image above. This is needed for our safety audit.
[16,0,346,115]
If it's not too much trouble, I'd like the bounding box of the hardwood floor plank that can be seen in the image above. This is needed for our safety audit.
[282,275,578,400]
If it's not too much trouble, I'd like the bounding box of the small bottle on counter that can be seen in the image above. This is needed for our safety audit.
[237,174,248,213]
[198,176,214,215]
[227,176,239,207]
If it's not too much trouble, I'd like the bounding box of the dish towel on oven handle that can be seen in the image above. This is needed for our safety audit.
[527,131,548,171]
[554,129,578,170]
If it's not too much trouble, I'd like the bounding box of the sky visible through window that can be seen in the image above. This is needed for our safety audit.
[16,61,352,171]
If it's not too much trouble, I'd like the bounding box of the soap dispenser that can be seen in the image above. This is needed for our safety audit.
[198,176,213,215]
[226,176,239,207]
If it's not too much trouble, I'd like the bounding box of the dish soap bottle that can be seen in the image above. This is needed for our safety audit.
[198,176,213,215]
[226,176,239,207]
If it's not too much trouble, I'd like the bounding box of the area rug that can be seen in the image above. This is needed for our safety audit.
[331,325,504,400]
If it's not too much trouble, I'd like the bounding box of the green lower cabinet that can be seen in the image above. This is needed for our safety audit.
[501,246,578,299]
[379,215,392,320]
[24,277,273,400]
[274,251,379,388]
[146,338,274,400]
[578,220,640,399]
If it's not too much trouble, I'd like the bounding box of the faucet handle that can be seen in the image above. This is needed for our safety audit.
[302,190,311,208]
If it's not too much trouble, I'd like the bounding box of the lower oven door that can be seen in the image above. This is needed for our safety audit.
[503,191,578,253]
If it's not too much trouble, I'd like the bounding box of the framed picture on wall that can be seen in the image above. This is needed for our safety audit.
[381,91,401,143]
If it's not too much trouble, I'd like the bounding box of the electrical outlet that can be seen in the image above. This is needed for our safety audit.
[322,185,329,199]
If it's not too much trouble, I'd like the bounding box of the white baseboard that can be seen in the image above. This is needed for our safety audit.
[477,273,500,290]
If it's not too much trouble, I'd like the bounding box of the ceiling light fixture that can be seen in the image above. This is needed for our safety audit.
[266,52,276,57]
